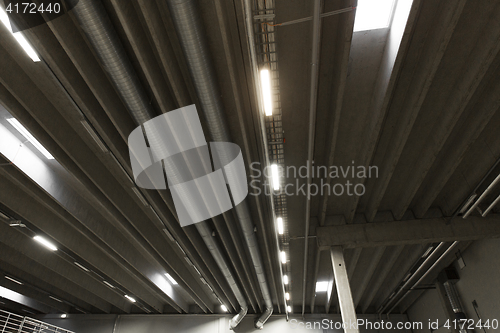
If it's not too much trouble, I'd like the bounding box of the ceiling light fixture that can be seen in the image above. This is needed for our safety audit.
[221,305,228,312]
[260,69,273,116]
[0,7,40,62]
[4,276,23,285]
[6,118,54,159]
[287,305,292,313]
[271,164,280,190]
[283,275,289,285]
[354,0,396,32]
[165,273,178,285]
[33,236,57,251]
[277,217,284,235]
[285,292,290,301]
[74,262,90,272]
[103,281,115,289]
[124,295,136,303]
[49,296,63,303]
[61,314,67,318]
[280,251,287,264]
[315,281,329,293]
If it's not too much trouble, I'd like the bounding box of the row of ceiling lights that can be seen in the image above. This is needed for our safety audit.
[256,1,401,314]
[260,68,293,313]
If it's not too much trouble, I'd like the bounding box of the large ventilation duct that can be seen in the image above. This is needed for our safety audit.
[68,0,248,329]
[165,0,274,328]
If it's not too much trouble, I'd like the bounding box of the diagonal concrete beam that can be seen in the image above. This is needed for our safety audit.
[364,0,468,222]
[317,215,500,248]
[392,2,500,220]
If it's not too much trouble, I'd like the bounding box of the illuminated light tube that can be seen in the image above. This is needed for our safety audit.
[74,262,90,272]
[221,305,228,312]
[125,295,136,303]
[260,69,273,116]
[61,314,67,318]
[49,296,63,303]
[285,292,290,301]
[103,281,115,289]
[0,8,41,62]
[287,305,292,313]
[5,276,23,285]
[6,118,53,159]
[271,164,280,190]
[33,236,57,251]
[165,273,178,285]
[283,275,289,285]
[277,217,284,235]
[280,251,287,264]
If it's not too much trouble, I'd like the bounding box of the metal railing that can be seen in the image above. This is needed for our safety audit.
[0,310,74,333]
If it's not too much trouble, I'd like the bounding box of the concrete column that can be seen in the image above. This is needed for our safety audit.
[330,246,359,333]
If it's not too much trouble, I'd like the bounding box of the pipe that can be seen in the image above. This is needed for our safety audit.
[196,223,248,329]
[68,0,248,327]
[165,0,274,328]
[384,242,459,315]
[302,0,322,316]
[377,242,448,314]
[274,6,355,27]
[481,193,500,217]
[463,173,500,218]
[380,157,500,316]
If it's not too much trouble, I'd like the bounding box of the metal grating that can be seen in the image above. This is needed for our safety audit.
[0,310,74,333]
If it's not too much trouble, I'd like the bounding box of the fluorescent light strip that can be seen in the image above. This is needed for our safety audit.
[280,251,287,264]
[277,217,284,235]
[287,305,292,313]
[285,292,290,301]
[271,164,280,190]
[283,275,289,285]
[4,276,23,285]
[74,262,90,272]
[165,273,178,285]
[0,7,40,62]
[103,281,115,289]
[125,295,136,303]
[61,314,67,318]
[6,118,54,159]
[33,235,57,251]
[49,296,63,303]
[221,305,228,312]
[260,69,273,116]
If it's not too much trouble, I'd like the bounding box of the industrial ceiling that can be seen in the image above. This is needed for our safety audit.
[0,0,500,328]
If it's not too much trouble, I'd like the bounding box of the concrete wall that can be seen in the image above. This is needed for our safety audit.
[37,314,413,333]
[407,239,500,332]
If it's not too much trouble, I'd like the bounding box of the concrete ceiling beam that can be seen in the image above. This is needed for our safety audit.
[317,215,500,248]
[363,0,468,222]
